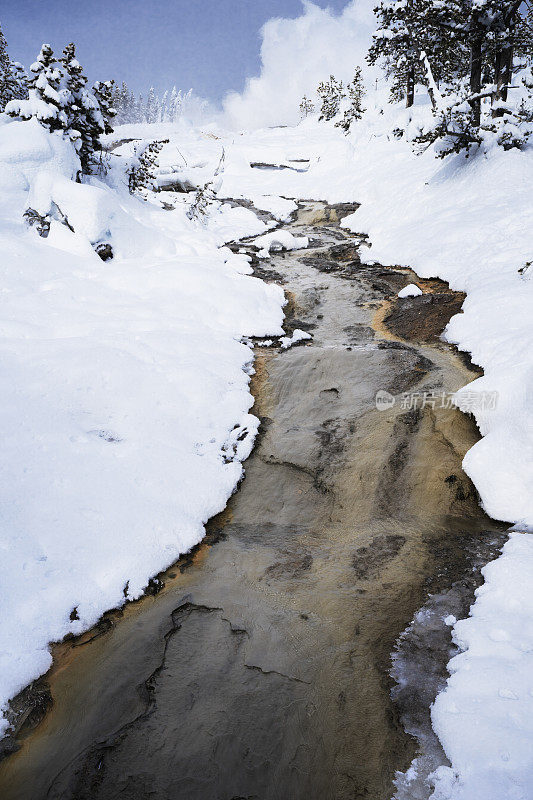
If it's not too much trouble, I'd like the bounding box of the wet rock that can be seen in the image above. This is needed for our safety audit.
[95,243,113,262]
[343,324,374,344]
[328,242,362,262]
[264,551,313,580]
[352,534,407,580]
[327,202,360,221]
[384,292,466,344]
[250,161,308,173]
[1,680,53,752]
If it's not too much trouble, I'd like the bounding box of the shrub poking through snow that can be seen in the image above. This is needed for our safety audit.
[317,75,345,122]
[299,95,315,119]
[127,139,169,195]
[186,180,219,222]
[23,208,51,238]
[95,243,114,262]
[186,149,225,223]
[23,201,75,239]
[336,68,366,132]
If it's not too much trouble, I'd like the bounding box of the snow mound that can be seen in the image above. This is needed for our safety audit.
[255,229,308,255]
[280,329,312,350]
[398,283,423,298]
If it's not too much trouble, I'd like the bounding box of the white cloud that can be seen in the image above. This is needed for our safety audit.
[223,0,378,130]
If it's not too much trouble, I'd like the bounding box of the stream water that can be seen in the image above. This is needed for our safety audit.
[0,200,506,800]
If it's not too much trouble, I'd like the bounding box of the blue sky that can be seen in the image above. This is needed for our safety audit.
[1,0,350,103]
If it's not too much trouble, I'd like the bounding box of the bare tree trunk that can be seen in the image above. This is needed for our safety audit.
[469,33,483,126]
[492,44,514,116]
[492,48,504,116]
[406,66,415,108]
[420,51,443,111]
[501,44,514,102]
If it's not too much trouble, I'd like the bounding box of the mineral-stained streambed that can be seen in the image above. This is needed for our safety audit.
[0,201,506,800]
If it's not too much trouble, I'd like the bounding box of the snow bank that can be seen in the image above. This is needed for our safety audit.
[246,194,297,222]
[430,532,533,800]
[0,119,284,735]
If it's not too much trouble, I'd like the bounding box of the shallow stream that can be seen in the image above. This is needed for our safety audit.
[0,200,506,800]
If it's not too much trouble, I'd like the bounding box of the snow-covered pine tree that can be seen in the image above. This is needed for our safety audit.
[93,80,116,134]
[6,43,66,131]
[145,87,158,123]
[486,1,533,115]
[0,23,10,109]
[60,41,86,129]
[127,139,168,194]
[299,95,315,118]
[424,0,532,121]
[125,88,138,123]
[336,68,366,132]
[0,25,27,109]
[415,1,533,154]
[136,93,144,123]
[368,0,468,107]
[9,62,29,100]
[111,81,130,124]
[159,90,168,122]
[169,87,181,122]
[317,75,345,121]
[60,43,115,173]
[60,43,102,172]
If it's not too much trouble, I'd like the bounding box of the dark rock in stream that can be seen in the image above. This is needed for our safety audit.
[385,292,466,344]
